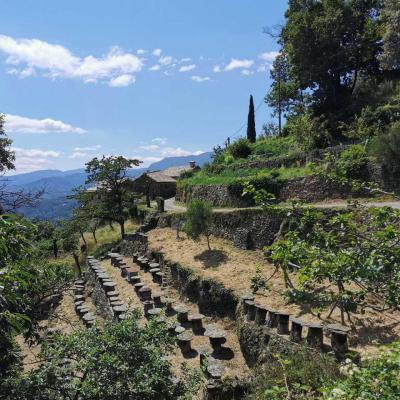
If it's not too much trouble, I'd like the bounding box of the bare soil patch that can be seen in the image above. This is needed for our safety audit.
[148,228,400,355]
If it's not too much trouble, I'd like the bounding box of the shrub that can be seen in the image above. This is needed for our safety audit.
[285,112,332,150]
[229,138,252,159]
[247,348,339,400]
[91,240,120,258]
[373,122,400,175]
[4,315,201,399]
[183,199,213,250]
[322,342,400,400]
[336,144,369,180]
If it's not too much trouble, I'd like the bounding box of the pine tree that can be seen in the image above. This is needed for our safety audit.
[247,95,256,143]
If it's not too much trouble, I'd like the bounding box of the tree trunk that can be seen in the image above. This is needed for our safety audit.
[80,231,87,246]
[109,220,114,230]
[73,252,82,277]
[119,221,125,239]
[278,75,282,136]
[53,238,58,258]
[146,191,151,208]
[92,229,97,243]
[206,234,211,251]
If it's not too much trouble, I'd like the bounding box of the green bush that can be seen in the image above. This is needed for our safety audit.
[183,199,213,250]
[252,135,298,158]
[247,348,339,400]
[284,112,332,150]
[373,122,400,175]
[91,240,120,258]
[336,144,369,180]
[322,342,400,400]
[4,315,201,399]
[229,138,252,159]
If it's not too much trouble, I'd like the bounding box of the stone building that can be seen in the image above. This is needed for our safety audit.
[131,171,177,199]
[131,161,198,199]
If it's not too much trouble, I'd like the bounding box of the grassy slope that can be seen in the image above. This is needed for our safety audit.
[179,165,312,186]
[81,219,138,254]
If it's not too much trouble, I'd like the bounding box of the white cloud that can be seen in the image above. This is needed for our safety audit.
[73,145,101,152]
[159,55,173,66]
[108,74,135,87]
[10,147,61,173]
[151,137,167,145]
[179,64,196,72]
[139,144,161,152]
[191,75,210,83]
[241,69,254,76]
[152,48,162,57]
[12,147,60,158]
[180,58,191,63]
[0,35,143,86]
[149,64,161,71]
[137,49,146,55]
[213,65,221,73]
[139,143,202,157]
[70,151,91,159]
[258,51,279,62]
[224,58,254,71]
[5,114,86,134]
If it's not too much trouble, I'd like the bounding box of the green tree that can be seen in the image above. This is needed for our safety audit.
[0,114,15,174]
[265,51,302,136]
[380,0,400,71]
[5,315,200,400]
[0,215,73,380]
[374,121,400,175]
[85,156,140,238]
[247,95,256,143]
[268,204,400,324]
[184,199,213,250]
[280,0,383,136]
[58,219,83,276]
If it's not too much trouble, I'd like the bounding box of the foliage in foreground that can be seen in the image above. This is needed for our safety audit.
[3,314,201,400]
[268,204,400,323]
[247,342,400,400]
[246,348,339,400]
[322,342,400,400]
[0,215,74,380]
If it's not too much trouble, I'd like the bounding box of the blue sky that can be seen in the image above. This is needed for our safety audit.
[0,0,288,174]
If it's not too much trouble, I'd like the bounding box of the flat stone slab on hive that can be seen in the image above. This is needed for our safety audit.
[207,360,225,379]
[177,331,193,341]
[113,304,128,313]
[147,308,163,317]
[173,304,190,313]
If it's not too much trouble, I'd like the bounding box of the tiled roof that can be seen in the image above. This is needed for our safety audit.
[162,165,193,178]
[146,172,177,183]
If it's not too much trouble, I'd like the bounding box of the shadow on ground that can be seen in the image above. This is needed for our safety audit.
[194,250,228,268]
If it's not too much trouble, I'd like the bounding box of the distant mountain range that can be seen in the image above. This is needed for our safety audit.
[5,152,212,221]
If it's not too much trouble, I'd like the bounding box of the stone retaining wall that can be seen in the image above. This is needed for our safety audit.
[86,266,114,320]
[158,208,286,250]
[151,250,239,319]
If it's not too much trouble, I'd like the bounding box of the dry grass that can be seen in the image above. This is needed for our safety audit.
[148,228,400,355]
[81,219,138,255]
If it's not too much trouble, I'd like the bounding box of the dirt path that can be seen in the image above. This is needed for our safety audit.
[165,197,400,213]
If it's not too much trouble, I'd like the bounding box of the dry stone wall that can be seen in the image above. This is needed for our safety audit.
[158,208,286,250]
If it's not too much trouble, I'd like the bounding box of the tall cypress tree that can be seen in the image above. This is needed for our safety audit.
[247,95,256,143]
